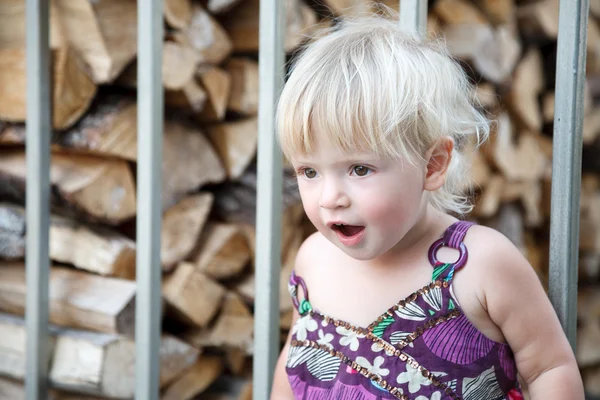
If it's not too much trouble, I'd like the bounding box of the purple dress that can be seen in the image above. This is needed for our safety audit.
[285,221,524,400]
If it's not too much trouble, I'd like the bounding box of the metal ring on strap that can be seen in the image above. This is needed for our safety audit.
[428,239,469,270]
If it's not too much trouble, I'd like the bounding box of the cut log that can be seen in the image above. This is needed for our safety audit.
[165,0,192,29]
[491,114,548,181]
[0,203,136,279]
[221,292,252,318]
[0,263,137,335]
[51,215,137,279]
[161,357,224,400]
[579,176,600,255]
[197,67,231,122]
[6,99,226,211]
[181,292,254,354]
[473,174,504,218]
[54,0,138,84]
[280,231,304,313]
[542,92,555,124]
[587,16,600,75]
[183,314,254,354]
[163,41,200,91]
[165,78,208,113]
[0,0,65,49]
[0,378,25,400]
[224,57,259,116]
[0,314,197,398]
[207,0,243,14]
[584,108,600,145]
[0,1,97,130]
[224,348,247,376]
[221,0,317,52]
[0,46,97,131]
[50,331,198,398]
[0,313,52,381]
[206,118,258,180]
[0,97,137,160]
[172,4,232,65]
[516,0,559,41]
[433,0,488,24]
[190,223,251,280]
[210,167,302,226]
[576,288,600,368]
[583,366,600,397]
[503,180,543,227]
[161,193,214,272]
[473,0,515,25]
[505,49,544,133]
[54,95,137,160]
[0,203,26,261]
[0,150,136,225]
[162,119,227,209]
[443,23,521,84]
[592,0,600,18]
[467,147,492,189]
[318,0,377,16]
[163,262,226,328]
[474,82,499,109]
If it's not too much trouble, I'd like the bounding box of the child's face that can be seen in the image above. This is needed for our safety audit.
[291,135,428,261]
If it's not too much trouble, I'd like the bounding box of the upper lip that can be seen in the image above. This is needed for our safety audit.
[327,221,354,228]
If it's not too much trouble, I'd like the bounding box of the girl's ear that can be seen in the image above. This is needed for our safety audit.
[423,137,454,191]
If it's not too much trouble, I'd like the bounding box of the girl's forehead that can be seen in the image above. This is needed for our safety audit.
[291,147,388,165]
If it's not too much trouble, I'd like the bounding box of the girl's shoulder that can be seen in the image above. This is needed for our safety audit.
[462,223,533,276]
[293,231,343,277]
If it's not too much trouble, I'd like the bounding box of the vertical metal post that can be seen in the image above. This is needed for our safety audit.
[253,0,285,398]
[25,0,51,398]
[549,0,589,351]
[135,0,163,398]
[399,0,428,38]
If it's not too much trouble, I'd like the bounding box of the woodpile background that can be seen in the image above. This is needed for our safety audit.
[0,0,599,398]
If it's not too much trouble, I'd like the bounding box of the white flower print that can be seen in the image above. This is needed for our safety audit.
[321,318,329,327]
[356,356,390,377]
[397,364,448,395]
[396,363,432,394]
[292,315,318,341]
[336,326,365,351]
[317,329,334,349]
[416,392,442,400]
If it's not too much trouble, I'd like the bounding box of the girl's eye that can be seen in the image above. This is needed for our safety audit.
[352,165,370,176]
[303,168,317,179]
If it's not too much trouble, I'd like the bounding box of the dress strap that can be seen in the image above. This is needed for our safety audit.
[428,220,475,282]
[288,270,313,316]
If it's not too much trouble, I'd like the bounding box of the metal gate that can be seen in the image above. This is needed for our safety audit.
[22,0,590,399]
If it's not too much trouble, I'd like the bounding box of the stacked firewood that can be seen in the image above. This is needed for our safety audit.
[0,0,599,398]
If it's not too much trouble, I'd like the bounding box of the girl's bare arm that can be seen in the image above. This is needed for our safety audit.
[478,228,584,399]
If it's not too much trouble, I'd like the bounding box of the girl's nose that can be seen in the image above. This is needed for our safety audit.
[319,181,350,209]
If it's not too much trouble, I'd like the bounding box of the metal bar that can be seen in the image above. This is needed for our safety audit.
[549,0,589,351]
[135,0,163,398]
[25,0,52,398]
[399,0,428,38]
[253,0,285,397]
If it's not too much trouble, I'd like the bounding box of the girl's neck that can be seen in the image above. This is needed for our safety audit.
[358,204,455,271]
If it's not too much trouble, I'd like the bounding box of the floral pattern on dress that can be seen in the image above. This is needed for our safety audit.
[336,325,365,351]
[293,314,318,341]
[285,221,524,400]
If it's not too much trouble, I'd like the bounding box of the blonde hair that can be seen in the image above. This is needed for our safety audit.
[276,12,490,215]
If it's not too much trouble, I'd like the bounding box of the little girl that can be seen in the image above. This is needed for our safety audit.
[269,12,584,400]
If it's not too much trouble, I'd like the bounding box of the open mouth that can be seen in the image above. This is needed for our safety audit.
[332,224,364,237]
[330,223,365,246]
